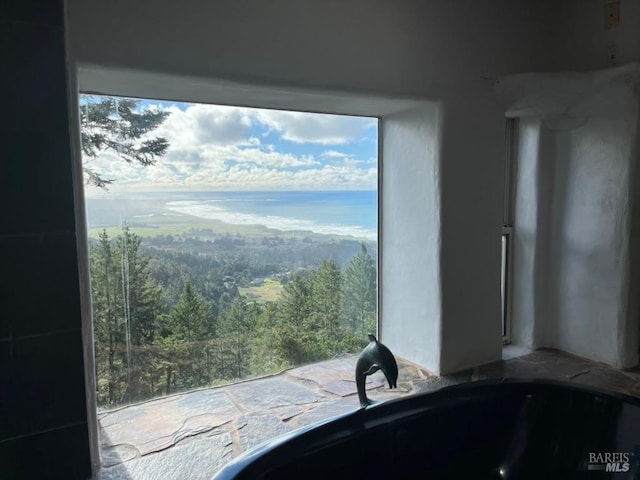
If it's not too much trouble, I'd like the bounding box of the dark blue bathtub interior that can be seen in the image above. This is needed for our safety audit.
[213,379,640,479]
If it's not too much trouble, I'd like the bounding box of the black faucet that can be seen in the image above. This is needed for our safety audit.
[356,334,398,408]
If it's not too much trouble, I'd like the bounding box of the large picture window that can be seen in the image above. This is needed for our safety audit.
[80,94,379,408]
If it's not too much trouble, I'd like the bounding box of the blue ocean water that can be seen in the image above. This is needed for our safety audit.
[87,190,378,240]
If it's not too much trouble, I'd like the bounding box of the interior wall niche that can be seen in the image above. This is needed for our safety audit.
[497,63,640,369]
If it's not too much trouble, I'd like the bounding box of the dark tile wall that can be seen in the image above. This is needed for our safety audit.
[0,1,91,478]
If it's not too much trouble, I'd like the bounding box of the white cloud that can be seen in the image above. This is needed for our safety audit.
[83,100,378,195]
[322,150,352,158]
[86,153,376,193]
[156,104,254,149]
[163,144,319,169]
[255,110,376,145]
[155,104,375,148]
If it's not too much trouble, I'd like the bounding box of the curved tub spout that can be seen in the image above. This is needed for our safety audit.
[356,334,398,408]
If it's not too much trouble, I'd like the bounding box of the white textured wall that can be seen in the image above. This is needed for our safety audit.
[547,85,638,367]
[66,0,630,373]
[511,118,544,351]
[506,67,640,368]
[66,0,560,96]
[381,105,442,372]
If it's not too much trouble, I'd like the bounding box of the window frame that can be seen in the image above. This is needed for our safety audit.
[501,118,518,344]
[81,92,382,408]
[69,66,440,472]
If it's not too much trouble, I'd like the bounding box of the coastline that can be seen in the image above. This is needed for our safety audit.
[87,211,375,243]
[85,190,377,241]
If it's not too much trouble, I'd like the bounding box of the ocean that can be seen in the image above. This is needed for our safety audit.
[86,190,378,240]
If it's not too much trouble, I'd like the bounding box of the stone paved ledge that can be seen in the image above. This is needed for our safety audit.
[96,354,432,480]
[96,349,640,480]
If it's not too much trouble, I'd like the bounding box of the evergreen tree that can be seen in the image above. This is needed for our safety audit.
[342,244,377,336]
[91,230,121,405]
[117,227,163,347]
[310,260,342,355]
[276,273,315,365]
[90,226,164,405]
[80,95,170,188]
[158,283,215,391]
[250,302,283,375]
[169,283,214,343]
[218,296,258,379]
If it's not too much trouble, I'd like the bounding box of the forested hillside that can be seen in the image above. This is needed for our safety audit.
[90,226,377,408]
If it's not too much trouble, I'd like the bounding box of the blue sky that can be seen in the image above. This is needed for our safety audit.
[83,96,378,195]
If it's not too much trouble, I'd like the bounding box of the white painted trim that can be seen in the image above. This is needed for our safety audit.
[65,64,101,477]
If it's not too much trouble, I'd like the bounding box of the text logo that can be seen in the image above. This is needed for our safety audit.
[587,452,630,472]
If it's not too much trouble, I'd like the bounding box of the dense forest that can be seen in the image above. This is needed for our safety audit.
[90,226,377,408]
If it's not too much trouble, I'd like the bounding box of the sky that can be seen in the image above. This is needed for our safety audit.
[82,95,378,196]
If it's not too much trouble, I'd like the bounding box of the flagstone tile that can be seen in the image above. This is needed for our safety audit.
[99,390,239,456]
[271,405,305,421]
[97,430,234,480]
[226,377,320,411]
[236,414,292,451]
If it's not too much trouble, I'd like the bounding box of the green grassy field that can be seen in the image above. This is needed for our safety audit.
[87,211,364,242]
[88,213,290,238]
[239,278,285,303]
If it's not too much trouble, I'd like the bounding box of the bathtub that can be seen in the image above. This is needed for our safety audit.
[213,379,640,479]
